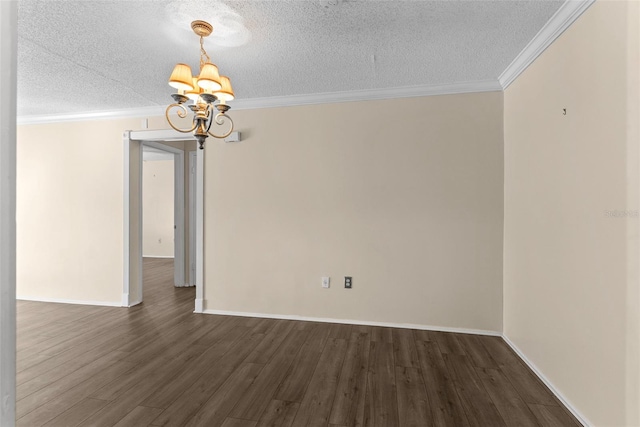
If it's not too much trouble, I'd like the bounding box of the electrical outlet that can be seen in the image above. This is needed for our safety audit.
[344,276,352,289]
[321,277,330,288]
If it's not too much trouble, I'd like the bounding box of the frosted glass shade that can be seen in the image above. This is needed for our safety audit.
[197,63,222,91]
[168,63,194,91]
[214,76,234,102]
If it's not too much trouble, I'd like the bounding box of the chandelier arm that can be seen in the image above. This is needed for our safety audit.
[205,104,215,134]
[165,104,198,133]
[207,113,234,139]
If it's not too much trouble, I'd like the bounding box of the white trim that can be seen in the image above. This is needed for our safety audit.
[131,129,196,142]
[499,0,595,89]
[502,335,590,427]
[173,150,185,288]
[194,149,204,313]
[142,255,175,259]
[18,80,502,125]
[229,80,501,110]
[17,296,124,307]
[126,130,204,312]
[122,131,131,307]
[121,292,129,307]
[136,142,143,304]
[188,151,197,287]
[17,105,164,125]
[201,309,501,337]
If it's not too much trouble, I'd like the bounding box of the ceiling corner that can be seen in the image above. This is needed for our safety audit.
[499,0,596,90]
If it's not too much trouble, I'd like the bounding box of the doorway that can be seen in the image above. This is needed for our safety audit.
[141,143,180,304]
[123,130,203,311]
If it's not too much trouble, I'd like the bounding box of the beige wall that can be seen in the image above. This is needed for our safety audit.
[504,1,640,425]
[17,116,167,304]
[142,159,174,258]
[204,92,505,332]
[17,119,135,304]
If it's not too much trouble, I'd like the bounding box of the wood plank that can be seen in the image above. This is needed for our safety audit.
[141,324,254,409]
[528,403,581,427]
[16,360,136,427]
[244,320,295,364]
[352,325,371,335]
[328,323,352,340]
[392,328,420,368]
[17,350,130,417]
[228,329,308,421]
[41,398,109,427]
[149,331,267,426]
[432,332,466,355]
[112,406,164,427]
[457,334,498,369]
[275,323,331,402]
[395,366,431,427]
[185,363,265,426]
[90,344,207,401]
[443,354,505,427]
[415,340,469,427]
[370,327,393,343]
[256,400,299,427]
[222,418,258,427]
[363,341,398,427]
[499,361,559,406]
[81,343,212,427]
[329,332,370,426]
[478,335,521,366]
[412,329,434,342]
[476,367,539,427]
[292,338,347,426]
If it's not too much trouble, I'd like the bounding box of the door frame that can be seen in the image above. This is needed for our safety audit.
[188,151,197,287]
[123,129,204,312]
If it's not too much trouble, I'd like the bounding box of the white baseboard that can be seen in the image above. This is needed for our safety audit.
[17,295,124,307]
[202,308,501,337]
[194,298,204,313]
[174,283,195,288]
[142,255,175,259]
[502,335,590,427]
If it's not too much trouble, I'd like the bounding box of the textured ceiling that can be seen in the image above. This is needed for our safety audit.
[17,0,564,117]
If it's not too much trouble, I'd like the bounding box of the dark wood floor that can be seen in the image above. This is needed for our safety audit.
[16,258,581,427]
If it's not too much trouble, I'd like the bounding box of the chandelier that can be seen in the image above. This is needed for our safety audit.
[166,20,234,149]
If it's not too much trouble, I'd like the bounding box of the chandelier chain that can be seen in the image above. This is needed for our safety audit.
[199,36,210,71]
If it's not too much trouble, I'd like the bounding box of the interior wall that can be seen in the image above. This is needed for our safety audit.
[17,116,165,304]
[503,1,640,425]
[142,159,174,257]
[204,92,505,332]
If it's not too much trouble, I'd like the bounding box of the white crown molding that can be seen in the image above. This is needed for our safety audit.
[202,308,502,337]
[499,0,595,89]
[229,80,502,111]
[17,295,124,307]
[502,335,591,427]
[17,80,502,125]
[17,105,165,126]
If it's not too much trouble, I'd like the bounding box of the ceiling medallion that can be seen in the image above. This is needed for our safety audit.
[166,20,235,149]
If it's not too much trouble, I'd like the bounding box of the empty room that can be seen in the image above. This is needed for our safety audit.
[0,0,639,426]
